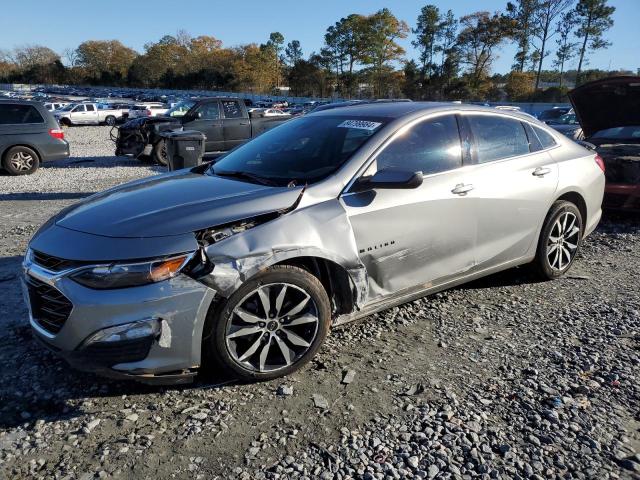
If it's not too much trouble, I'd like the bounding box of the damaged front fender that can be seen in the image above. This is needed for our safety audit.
[197,199,368,310]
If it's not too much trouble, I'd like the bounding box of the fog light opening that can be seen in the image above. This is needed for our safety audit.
[82,318,161,347]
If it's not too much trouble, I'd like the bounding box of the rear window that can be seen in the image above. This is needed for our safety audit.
[467,114,530,163]
[0,104,45,124]
[591,126,640,140]
[532,125,557,149]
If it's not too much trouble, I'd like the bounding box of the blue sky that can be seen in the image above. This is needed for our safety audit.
[1,0,637,74]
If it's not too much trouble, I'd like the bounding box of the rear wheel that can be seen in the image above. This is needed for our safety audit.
[153,139,168,165]
[204,265,331,381]
[2,146,40,175]
[534,200,583,279]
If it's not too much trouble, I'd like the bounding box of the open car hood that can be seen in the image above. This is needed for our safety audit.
[568,76,640,138]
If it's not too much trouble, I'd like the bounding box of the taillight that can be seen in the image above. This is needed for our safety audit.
[145,109,152,116]
[49,128,64,140]
[594,154,605,173]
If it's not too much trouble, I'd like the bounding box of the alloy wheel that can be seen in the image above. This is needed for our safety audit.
[546,211,579,271]
[9,151,34,172]
[226,283,320,373]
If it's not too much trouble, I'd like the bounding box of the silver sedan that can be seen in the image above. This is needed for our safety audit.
[23,102,605,383]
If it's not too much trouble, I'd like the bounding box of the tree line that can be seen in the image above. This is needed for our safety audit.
[0,0,621,101]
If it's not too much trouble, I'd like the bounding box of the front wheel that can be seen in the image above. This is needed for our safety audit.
[534,200,583,280]
[204,265,331,381]
[104,115,116,126]
[153,139,168,165]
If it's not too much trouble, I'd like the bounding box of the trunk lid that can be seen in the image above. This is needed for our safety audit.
[568,76,640,138]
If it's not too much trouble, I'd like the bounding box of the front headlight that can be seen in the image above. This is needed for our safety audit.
[71,254,191,289]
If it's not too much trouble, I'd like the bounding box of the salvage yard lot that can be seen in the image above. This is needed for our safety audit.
[0,126,639,479]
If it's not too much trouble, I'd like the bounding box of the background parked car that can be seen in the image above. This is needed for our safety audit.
[127,103,169,119]
[44,102,71,112]
[115,97,291,164]
[547,111,583,140]
[55,103,124,126]
[0,100,69,175]
[537,107,571,123]
[106,103,133,120]
[568,76,640,212]
[261,108,288,117]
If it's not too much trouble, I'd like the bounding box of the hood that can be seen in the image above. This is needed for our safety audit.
[55,170,303,238]
[568,76,640,138]
[120,116,180,129]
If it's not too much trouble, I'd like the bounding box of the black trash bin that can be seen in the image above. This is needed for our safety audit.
[160,130,206,171]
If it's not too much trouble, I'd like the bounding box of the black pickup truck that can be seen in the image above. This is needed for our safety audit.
[113,97,291,164]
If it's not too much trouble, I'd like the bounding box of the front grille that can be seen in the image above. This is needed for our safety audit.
[25,275,73,334]
[32,250,89,272]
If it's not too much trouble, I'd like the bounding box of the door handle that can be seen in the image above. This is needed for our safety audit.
[452,183,474,195]
[532,167,552,177]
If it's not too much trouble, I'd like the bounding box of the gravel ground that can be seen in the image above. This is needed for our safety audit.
[0,127,639,479]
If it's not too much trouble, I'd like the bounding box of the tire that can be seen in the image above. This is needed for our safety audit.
[204,265,331,381]
[153,139,168,165]
[534,200,583,280]
[104,115,116,126]
[2,146,40,175]
[60,118,72,127]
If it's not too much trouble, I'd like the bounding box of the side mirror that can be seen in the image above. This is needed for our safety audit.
[184,111,201,122]
[352,168,423,192]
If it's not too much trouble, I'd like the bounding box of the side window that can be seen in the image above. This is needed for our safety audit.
[85,104,95,112]
[0,104,44,124]
[468,115,530,163]
[194,102,220,120]
[522,122,543,152]
[72,105,85,112]
[373,115,462,175]
[221,100,243,119]
[532,125,557,149]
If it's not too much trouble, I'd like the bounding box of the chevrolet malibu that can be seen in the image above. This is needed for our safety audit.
[23,103,605,384]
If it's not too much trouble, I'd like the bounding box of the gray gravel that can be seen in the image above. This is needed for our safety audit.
[0,126,639,479]
[1,126,163,196]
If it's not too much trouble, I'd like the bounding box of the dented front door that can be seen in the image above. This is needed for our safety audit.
[341,170,477,301]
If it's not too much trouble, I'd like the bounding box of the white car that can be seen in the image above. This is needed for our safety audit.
[262,108,287,117]
[55,103,124,126]
[127,103,169,119]
[44,102,71,112]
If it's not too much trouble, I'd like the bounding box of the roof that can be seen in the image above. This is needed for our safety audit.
[308,101,539,122]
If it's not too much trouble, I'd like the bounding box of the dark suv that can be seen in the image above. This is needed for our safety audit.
[1,100,70,175]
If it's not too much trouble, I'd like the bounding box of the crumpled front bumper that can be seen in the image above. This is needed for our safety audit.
[23,255,216,384]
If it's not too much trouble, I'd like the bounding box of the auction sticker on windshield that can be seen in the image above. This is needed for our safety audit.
[337,120,382,131]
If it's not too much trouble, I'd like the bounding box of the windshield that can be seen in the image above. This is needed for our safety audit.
[591,126,640,140]
[210,116,387,186]
[166,100,195,117]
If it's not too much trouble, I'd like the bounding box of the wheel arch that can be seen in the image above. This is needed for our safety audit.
[272,256,358,319]
[554,191,587,233]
